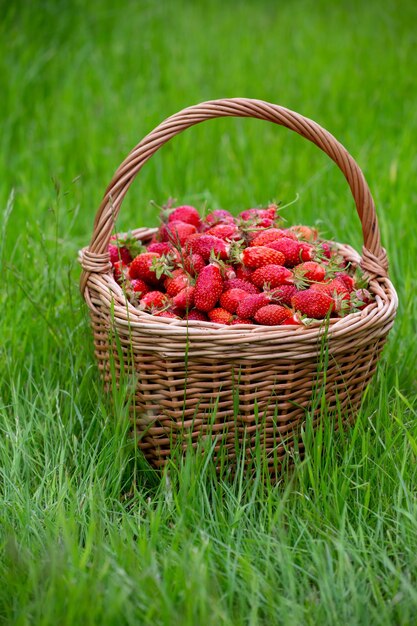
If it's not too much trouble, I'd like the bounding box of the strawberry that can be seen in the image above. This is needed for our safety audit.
[181,253,206,276]
[140,291,170,310]
[335,272,355,292]
[167,205,201,228]
[290,225,318,241]
[194,264,224,311]
[129,252,162,285]
[311,278,350,299]
[159,220,197,246]
[251,265,293,289]
[249,228,294,247]
[205,223,241,241]
[186,234,230,260]
[319,241,335,259]
[113,261,128,284]
[173,286,195,310]
[223,278,259,294]
[147,242,173,255]
[291,290,334,319]
[299,242,315,261]
[281,312,302,326]
[230,318,253,325]
[251,217,275,229]
[270,284,298,306]
[185,309,209,321]
[240,205,277,221]
[208,308,234,325]
[235,265,253,281]
[280,229,298,240]
[203,209,235,227]
[241,246,285,269]
[164,269,190,297]
[254,305,292,326]
[108,232,143,265]
[322,279,351,313]
[236,293,270,319]
[294,261,326,283]
[154,310,179,319]
[109,241,132,266]
[146,241,181,265]
[220,288,250,314]
[130,279,150,296]
[267,237,313,267]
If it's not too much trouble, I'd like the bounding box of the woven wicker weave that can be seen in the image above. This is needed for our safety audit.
[79,98,397,471]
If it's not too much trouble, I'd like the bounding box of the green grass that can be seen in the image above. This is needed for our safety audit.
[1,0,417,623]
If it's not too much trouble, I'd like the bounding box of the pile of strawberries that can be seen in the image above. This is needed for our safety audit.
[109,203,373,326]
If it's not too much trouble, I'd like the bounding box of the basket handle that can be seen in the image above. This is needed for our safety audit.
[80,98,388,292]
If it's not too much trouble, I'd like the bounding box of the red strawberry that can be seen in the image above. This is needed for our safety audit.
[129,252,162,285]
[309,281,329,294]
[203,209,235,227]
[108,242,132,266]
[251,265,293,289]
[294,261,326,283]
[281,313,302,326]
[182,253,206,276]
[266,237,313,267]
[249,228,293,247]
[279,229,298,240]
[230,318,253,325]
[223,278,259,294]
[186,234,230,260]
[240,205,277,221]
[251,217,275,229]
[208,308,233,325]
[321,279,351,313]
[220,288,250,314]
[311,278,349,299]
[290,225,318,241]
[173,286,195,310]
[185,309,208,321]
[154,310,179,319]
[235,265,253,281]
[113,261,128,284]
[140,291,170,310]
[147,242,173,255]
[130,279,150,296]
[159,220,197,246]
[336,272,355,292]
[194,265,224,311]
[299,242,315,261]
[291,290,334,319]
[164,269,190,297]
[270,284,298,306]
[319,241,335,259]
[236,293,270,319]
[205,223,240,241]
[254,305,292,326]
[109,233,143,265]
[167,205,201,228]
[241,246,285,269]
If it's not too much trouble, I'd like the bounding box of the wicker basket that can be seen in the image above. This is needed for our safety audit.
[79,98,398,471]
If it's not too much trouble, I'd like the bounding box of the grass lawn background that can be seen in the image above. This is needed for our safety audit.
[1,0,417,624]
